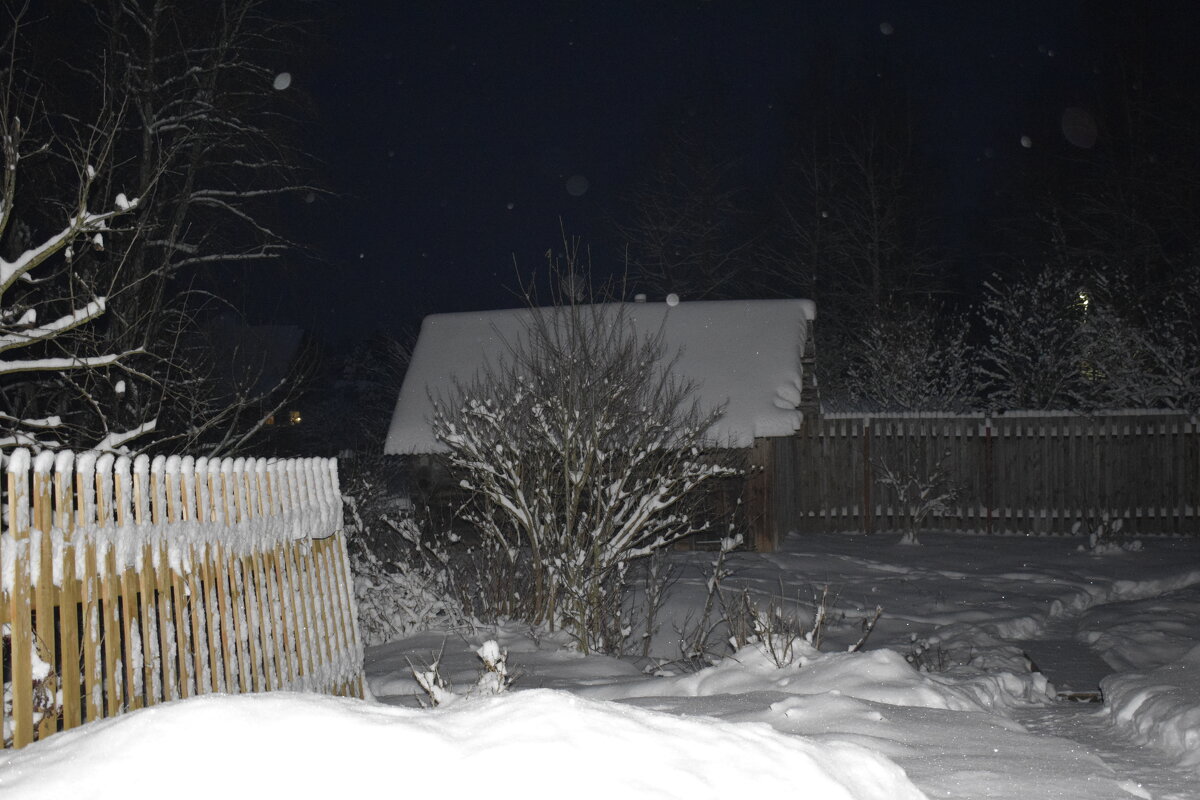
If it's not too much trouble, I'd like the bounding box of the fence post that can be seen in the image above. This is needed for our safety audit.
[984,418,994,535]
[862,418,873,535]
[744,439,776,551]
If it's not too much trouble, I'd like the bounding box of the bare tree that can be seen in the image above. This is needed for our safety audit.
[431,288,738,654]
[770,116,944,318]
[0,1,318,454]
[93,0,319,454]
[615,133,759,300]
[0,15,143,449]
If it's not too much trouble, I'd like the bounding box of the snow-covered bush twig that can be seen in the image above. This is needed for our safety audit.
[722,583,880,668]
[636,550,678,659]
[1074,512,1141,555]
[672,533,741,669]
[409,639,513,708]
[344,491,471,646]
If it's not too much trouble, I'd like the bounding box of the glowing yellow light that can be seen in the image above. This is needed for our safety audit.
[289,410,302,425]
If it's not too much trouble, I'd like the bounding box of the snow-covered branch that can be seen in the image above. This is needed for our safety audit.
[0,350,138,376]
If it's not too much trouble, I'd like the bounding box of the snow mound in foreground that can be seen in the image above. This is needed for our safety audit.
[1102,643,1200,773]
[0,689,928,800]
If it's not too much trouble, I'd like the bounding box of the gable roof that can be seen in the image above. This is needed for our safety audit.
[384,298,816,454]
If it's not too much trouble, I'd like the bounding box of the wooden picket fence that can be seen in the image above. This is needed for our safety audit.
[1,449,362,750]
[771,410,1200,536]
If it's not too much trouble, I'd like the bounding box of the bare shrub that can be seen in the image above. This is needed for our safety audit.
[432,280,739,654]
[875,449,959,545]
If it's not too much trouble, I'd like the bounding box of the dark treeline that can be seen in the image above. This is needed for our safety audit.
[607,2,1200,413]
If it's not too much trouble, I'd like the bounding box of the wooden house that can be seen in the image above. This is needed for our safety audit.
[384,298,817,551]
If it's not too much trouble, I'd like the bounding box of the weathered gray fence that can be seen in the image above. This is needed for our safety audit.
[772,411,1199,536]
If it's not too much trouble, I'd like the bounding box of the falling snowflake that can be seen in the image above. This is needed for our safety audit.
[565,175,590,197]
[1020,135,1033,149]
[1061,107,1098,149]
[880,21,894,35]
[273,72,292,91]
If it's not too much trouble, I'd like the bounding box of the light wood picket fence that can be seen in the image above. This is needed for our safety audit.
[1,449,363,750]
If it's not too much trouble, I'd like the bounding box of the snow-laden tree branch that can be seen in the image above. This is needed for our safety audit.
[0,32,144,448]
[835,303,978,413]
[976,266,1200,411]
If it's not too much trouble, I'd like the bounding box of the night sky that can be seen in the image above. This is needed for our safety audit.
[261,1,1195,346]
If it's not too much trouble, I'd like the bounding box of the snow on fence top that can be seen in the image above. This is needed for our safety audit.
[0,449,344,593]
[385,298,816,454]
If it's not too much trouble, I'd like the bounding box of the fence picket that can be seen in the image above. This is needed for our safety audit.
[55,453,82,731]
[7,452,34,748]
[32,453,57,741]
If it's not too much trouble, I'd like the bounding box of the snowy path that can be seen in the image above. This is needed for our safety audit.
[1009,584,1200,799]
[1014,703,1196,800]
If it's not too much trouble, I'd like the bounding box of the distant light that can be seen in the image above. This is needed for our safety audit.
[666,293,680,307]
[273,72,292,91]
[565,174,590,197]
[1020,135,1033,149]
[289,410,302,425]
[1078,291,1090,310]
[879,21,894,35]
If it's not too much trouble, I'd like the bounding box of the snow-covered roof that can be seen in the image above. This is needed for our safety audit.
[385,298,815,454]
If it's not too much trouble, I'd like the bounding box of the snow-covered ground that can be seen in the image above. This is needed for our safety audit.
[3,531,1200,800]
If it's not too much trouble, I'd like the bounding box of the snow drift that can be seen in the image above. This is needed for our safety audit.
[0,689,926,800]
